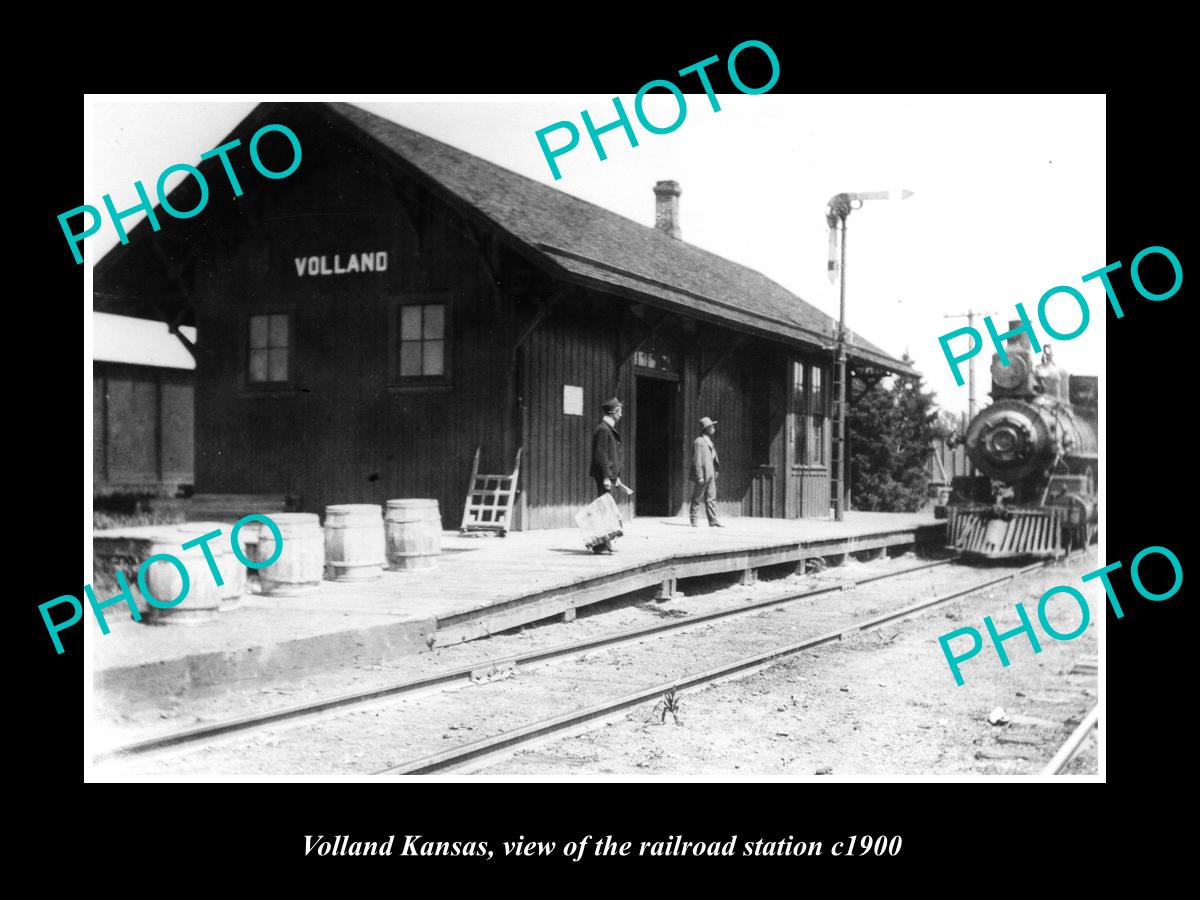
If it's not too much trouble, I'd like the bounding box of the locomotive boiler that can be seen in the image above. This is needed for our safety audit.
[946,324,1098,558]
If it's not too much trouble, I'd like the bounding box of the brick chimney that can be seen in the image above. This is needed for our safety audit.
[653,180,681,239]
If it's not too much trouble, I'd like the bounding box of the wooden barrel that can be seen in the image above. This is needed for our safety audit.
[385,499,442,571]
[178,522,246,612]
[139,531,223,625]
[324,504,386,581]
[258,513,325,595]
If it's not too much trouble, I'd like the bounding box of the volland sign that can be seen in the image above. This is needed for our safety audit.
[293,251,389,276]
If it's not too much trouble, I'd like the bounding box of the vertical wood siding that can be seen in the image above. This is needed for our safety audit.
[522,297,630,529]
[783,356,832,518]
[186,106,838,530]
[94,362,194,491]
[193,116,514,529]
[799,467,830,517]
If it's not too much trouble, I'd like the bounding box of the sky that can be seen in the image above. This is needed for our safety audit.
[84,95,1106,413]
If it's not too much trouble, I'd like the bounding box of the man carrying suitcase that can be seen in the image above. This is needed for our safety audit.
[589,397,624,553]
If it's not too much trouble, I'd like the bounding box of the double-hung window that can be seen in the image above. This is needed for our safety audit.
[791,360,828,466]
[809,365,826,465]
[391,295,451,386]
[248,313,290,384]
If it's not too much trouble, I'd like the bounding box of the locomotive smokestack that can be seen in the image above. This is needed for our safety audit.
[1006,321,1032,351]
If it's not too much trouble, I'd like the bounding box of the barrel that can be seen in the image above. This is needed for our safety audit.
[138,532,223,625]
[324,504,386,581]
[385,499,442,571]
[257,513,324,595]
[177,522,246,612]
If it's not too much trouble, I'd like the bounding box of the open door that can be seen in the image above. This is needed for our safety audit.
[634,375,677,517]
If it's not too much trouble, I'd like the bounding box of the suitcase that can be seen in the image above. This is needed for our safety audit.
[575,492,624,550]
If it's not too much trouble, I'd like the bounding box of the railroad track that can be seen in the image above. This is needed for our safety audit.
[1040,705,1100,775]
[95,549,1090,777]
[97,555,955,763]
[376,552,1086,776]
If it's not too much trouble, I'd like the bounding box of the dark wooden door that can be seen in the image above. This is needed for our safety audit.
[635,375,677,516]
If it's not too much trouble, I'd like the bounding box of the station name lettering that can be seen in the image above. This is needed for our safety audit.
[294,252,388,276]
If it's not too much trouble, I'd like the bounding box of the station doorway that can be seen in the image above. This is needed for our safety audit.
[634,374,677,517]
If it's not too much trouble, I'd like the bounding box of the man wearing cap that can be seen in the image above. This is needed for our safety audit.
[690,416,723,528]
[590,397,624,553]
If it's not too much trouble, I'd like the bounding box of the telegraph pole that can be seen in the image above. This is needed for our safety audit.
[941,309,995,420]
[826,189,913,522]
[942,309,994,478]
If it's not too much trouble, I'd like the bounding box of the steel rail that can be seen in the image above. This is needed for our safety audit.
[1040,704,1100,775]
[97,556,954,761]
[376,556,1075,775]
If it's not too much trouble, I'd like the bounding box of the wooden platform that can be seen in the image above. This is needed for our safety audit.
[92,512,943,703]
[434,513,941,643]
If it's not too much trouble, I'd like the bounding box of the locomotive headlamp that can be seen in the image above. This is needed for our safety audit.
[966,400,1057,482]
[982,416,1033,463]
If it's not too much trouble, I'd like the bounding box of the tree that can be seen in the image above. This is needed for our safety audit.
[846,353,943,512]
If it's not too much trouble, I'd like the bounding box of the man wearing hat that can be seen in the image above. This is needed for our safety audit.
[690,416,724,528]
[589,397,624,553]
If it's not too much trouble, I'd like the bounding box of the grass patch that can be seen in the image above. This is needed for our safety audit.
[93,509,186,530]
[93,492,187,531]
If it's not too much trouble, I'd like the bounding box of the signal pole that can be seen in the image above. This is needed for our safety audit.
[826,189,913,522]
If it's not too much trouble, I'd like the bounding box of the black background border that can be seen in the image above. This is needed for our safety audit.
[20,26,1184,881]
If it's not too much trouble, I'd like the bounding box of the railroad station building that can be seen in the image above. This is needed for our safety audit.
[94,101,913,531]
[93,312,195,497]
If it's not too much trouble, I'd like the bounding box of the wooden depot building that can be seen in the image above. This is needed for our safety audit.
[94,102,914,531]
[93,312,195,496]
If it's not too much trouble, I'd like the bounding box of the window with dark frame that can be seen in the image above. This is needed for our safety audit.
[792,361,807,464]
[248,313,289,383]
[397,302,446,379]
[791,360,830,467]
[633,333,681,373]
[810,364,826,465]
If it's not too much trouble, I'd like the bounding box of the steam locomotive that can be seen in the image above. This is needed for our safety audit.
[946,324,1098,559]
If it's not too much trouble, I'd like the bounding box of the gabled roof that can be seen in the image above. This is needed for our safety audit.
[95,101,912,375]
[327,103,909,374]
